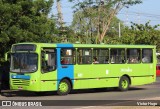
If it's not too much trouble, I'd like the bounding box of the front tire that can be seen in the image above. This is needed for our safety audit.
[119,76,130,91]
[57,79,71,95]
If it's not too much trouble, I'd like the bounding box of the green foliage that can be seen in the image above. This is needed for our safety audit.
[1,0,160,65]
[71,7,124,44]
[96,21,160,52]
[70,0,142,43]
[0,0,57,64]
[120,22,160,51]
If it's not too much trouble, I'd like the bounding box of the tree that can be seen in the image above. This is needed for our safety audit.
[120,21,160,51]
[70,0,142,43]
[0,0,55,63]
[71,9,123,44]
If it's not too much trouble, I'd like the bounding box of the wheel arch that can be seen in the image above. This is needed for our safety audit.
[121,74,131,85]
[59,77,73,89]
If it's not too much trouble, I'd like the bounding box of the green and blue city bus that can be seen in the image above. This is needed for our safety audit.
[6,43,156,95]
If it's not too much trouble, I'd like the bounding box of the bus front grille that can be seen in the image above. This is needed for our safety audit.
[12,79,30,86]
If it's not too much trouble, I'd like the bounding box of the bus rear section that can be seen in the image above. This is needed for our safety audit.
[73,47,156,91]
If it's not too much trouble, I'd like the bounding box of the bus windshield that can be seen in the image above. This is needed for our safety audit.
[10,53,38,73]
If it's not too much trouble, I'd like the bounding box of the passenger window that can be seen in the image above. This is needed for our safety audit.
[61,49,76,65]
[41,48,56,73]
[142,49,153,63]
[110,49,125,64]
[93,49,109,64]
[127,49,140,63]
[77,49,92,64]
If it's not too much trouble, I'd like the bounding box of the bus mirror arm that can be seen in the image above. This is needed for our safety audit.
[41,49,48,61]
[45,54,48,61]
[5,51,11,61]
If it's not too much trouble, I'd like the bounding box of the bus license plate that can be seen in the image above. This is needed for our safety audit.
[18,87,23,90]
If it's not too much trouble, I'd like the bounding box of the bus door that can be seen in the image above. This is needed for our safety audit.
[40,48,57,91]
[57,48,75,86]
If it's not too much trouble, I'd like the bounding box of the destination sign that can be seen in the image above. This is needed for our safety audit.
[12,44,36,51]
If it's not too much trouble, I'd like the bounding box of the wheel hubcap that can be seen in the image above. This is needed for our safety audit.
[122,80,128,89]
[59,82,68,93]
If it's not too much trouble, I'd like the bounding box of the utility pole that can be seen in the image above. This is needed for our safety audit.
[57,0,64,28]
[56,0,67,42]
[119,22,121,38]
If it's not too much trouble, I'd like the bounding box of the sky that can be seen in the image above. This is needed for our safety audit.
[51,0,160,27]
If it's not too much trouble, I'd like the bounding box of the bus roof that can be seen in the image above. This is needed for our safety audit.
[13,42,156,49]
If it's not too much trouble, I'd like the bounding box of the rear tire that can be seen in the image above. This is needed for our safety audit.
[57,79,71,95]
[119,76,130,91]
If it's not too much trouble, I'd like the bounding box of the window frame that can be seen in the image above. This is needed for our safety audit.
[110,48,126,64]
[60,48,76,65]
[142,48,153,63]
[127,48,141,64]
[77,48,92,65]
[41,48,57,73]
[93,48,109,64]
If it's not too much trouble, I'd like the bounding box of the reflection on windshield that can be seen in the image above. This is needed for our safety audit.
[10,53,38,73]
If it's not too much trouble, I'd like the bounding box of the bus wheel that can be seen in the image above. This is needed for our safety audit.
[119,76,129,91]
[57,79,71,95]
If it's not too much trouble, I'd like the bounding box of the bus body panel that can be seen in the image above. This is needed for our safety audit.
[73,63,155,89]
[73,65,119,89]
[38,44,58,91]
[10,72,40,91]
[57,44,74,89]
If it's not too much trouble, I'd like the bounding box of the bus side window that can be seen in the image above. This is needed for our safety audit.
[77,49,92,64]
[61,49,76,65]
[110,49,125,64]
[93,49,109,64]
[127,49,140,64]
[41,48,56,73]
[142,49,153,63]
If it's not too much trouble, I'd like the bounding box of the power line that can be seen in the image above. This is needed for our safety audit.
[119,11,160,19]
[118,10,160,25]
[52,4,160,25]
[119,12,160,19]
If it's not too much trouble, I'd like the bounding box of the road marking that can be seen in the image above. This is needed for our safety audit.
[73,106,97,109]
[73,100,135,109]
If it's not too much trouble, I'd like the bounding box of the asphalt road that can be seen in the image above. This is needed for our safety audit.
[0,77,160,109]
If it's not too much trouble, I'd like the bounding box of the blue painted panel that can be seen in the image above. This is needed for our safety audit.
[56,44,74,89]
[11,74,30,80]
[56,43,73,48]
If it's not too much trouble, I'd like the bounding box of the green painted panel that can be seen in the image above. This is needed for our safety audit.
[74,80,89,89]
[73,63,156,89]
[40,70,57,91]
[40,81,57,91]
[88,78,119,88]
[131,76,155,86]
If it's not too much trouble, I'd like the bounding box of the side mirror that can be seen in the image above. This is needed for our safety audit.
[45,54,48,61]
[41,49,48,61]
[5,51,10,61]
